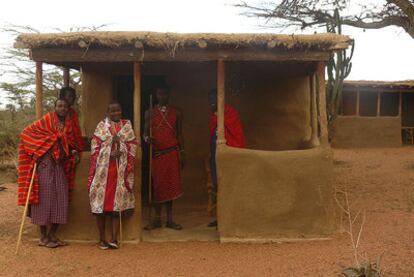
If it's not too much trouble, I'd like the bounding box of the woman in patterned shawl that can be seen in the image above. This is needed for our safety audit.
[88,102,138,250]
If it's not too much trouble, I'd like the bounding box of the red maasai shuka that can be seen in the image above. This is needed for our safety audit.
[209,104,246,148]
[18,112,76,205]
[151,106,183,203]
[64,108,84,192]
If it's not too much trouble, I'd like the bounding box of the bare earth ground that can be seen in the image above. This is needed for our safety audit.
[1,148,414,276]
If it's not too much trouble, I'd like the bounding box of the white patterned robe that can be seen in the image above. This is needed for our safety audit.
[88,118,137,213]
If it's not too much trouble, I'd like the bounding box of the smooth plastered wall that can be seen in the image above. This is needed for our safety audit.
[332,116,402,148]
[217,145,334,241]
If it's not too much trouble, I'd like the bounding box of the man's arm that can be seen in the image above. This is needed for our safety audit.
[176,109,184,151]
[176,108,185,168]
[143,110,150,142]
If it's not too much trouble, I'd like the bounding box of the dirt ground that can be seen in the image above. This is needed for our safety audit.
[1,148,414,276]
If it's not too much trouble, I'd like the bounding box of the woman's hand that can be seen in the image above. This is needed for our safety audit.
[71,149,80,164]
[110,149,122,160]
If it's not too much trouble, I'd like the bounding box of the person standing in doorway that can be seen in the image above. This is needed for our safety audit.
[143,84,184,230]
[208,89,246,227]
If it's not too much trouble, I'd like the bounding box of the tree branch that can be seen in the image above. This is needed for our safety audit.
[342,15,413,37]
[236,1,414,38]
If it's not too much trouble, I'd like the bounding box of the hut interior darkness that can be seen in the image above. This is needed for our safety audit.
[333,81,414,148]
[16,31,351,242]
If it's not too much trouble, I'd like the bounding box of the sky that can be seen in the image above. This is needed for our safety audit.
[0,0,414,103]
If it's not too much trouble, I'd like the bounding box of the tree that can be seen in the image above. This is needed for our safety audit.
[0,24,105,172]
[236,0,414,38]
[325,9,354,140]
[0,24,107,110]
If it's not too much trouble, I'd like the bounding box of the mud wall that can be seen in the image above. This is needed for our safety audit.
[216,145,334,241]
[332,116,402,148]
[227,62,311,151]
[81,66,121,136]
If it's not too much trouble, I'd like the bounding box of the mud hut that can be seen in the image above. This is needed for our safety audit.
[15,31,351,242]
[332,80,414,148]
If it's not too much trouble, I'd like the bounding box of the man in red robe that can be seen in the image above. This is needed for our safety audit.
[18,99,78,247]
[208,89,246,227]
[144,84,184,230]
[59,87,84,194]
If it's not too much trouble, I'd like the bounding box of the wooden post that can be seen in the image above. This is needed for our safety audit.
[377,92,381,117]
[316,62,328,145]
[217,60,226,144]
[399,92,402,117]
[63,67,70,87]
[35,62,43,119]
[310,74,320,146]
[356,89,360,116]
[133,62,142,236]
[133,62,141,134]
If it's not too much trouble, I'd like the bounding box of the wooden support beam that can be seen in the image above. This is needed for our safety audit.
[133,62,141,135]
[217,60,226,145]
[356,89,360,116]
[63,67,70,87]
[377,92,381,117]
[310,74,320,146]
[35,62,43,119]
[31,48,331,63]
[133,62,142,236]
[316,62,328,145]
[399,92,402,117]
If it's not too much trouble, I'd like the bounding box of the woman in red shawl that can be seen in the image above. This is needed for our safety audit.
[18,99,78,248]
[208,89,246,227]
[88,102,137,250]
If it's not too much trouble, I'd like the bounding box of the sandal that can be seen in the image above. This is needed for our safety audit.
[144,221,162,231]
[108,240,119,249]
[50,238,68,247]
[98,241,109,250]
[166,221,183,230]
[38,238,49,247]
[45,241,59,248]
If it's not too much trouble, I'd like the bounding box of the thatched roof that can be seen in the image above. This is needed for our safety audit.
[16,31,351,52]
[343,80,414,90]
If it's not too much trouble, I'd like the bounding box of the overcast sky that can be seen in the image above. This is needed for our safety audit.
[0,0,413,101]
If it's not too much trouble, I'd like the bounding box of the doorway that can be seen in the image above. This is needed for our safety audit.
[113,70,217,242]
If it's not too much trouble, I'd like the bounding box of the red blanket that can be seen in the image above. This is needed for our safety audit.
[151,107,183,202]
[209,105,246,148]
[64,108,84,191]
[17,112,75,205]
[67,108,84,151]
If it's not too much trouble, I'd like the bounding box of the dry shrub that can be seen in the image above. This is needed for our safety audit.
[335,189,382,277]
